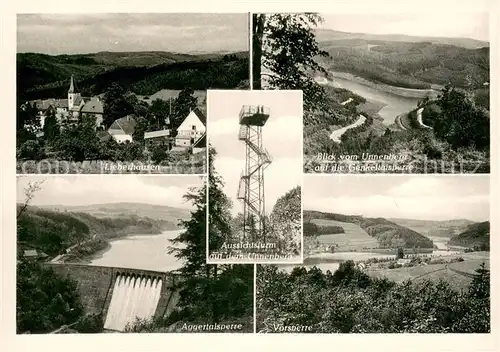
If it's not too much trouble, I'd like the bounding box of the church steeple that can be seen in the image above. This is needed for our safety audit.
[68,75,76,93]
[68,75,81,111]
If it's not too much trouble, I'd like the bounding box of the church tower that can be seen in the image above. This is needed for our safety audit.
[68,75,81,111]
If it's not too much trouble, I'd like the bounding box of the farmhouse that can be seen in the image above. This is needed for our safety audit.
[174,108,206,148]
[107,115,137,143]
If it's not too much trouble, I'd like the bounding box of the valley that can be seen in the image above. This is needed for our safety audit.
[300,210,490,292]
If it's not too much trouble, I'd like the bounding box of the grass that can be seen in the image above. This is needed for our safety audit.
[310,219,379,251]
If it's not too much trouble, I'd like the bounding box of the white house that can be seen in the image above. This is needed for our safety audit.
[175,108,206,148]
[107,115,137,143]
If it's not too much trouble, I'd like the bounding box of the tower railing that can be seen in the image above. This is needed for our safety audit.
[237,105,271,243]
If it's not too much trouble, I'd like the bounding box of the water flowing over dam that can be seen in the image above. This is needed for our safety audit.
[104,274,163,331]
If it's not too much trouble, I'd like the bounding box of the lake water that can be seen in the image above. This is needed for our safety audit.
[327,76,422,125]
[89,230,184,272]
[280,248,462,274]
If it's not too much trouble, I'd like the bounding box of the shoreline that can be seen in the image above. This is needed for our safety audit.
[323,71,441,99]
[61,228,182,264]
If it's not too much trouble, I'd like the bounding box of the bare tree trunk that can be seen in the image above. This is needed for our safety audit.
[252,14,266,90]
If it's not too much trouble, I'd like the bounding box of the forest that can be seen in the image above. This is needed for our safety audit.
[257,261,490,333]
[17,52,249,100]
[448,221,490,250]
[318,39,489,89]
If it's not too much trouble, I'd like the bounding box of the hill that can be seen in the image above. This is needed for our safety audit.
[315,30,489,89]
[315,29,489,49]
[304,210,433,249]
[17,51,249,100]
[38,202,191,223]
[389,218,475,237]
[448,221,490,249]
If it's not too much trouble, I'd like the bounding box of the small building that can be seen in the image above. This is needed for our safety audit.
[108,115,137,143]
[144,129,171,150]
[22,249,48,261]
[397,258,411,266]
[175,108,206,148]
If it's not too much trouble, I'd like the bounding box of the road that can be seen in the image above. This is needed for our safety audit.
[417,107,433,129]
[330,115,366,143]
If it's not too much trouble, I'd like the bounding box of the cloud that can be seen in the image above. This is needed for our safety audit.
[215,155,302,215]
[303,176,490,221]
[17,13,248,54]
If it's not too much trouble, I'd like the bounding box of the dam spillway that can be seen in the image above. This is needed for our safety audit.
[104,274,163,331]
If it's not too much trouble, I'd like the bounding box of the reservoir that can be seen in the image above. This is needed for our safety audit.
[89,229,184,272]
[325,73,426,125]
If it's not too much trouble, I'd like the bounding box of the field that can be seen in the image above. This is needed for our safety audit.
[310,219,379,251]
[366,253,489,292]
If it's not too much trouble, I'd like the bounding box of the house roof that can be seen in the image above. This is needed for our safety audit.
[108,116,137,135]
[23,249,47,258]
[97,130,111,142]
[81,99,104,114]
[24,249,38,257]
[144,130,170,139]
[73,95,83,106]
[31,98,69,110]
[193,107,206,125]
[192,133,206,148]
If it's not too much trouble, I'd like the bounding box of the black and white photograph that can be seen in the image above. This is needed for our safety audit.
[257,175,490,333]
[206,90,303,263]
[16,175,254,333]
[252,10,490,174]
[16,13,250,174]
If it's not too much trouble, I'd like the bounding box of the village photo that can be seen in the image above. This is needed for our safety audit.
[257,175,490,333]
[252,11,490,173]
[16,13,250,174]
[206,90,303,264]
[16,175,254,333]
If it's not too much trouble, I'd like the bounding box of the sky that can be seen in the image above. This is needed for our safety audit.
[17,13,249,54]
[208,90,303,215]
[319,11,489,42]
[16,175,204,209]
[304,176,490,222]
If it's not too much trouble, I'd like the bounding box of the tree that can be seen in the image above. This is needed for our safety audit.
[102,83,134,128]
[17,101,40,134]
[171,88,198,131]
[252,13,330,113]
[56,116,101,161]
[396,247,405,259]
[17,178,44,219]
[42,107,60,142]
[269,186,301,255]
[149,99,172,130]
[166,148,249,326]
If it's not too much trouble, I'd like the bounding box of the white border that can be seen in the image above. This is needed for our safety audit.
[2,1,499,351]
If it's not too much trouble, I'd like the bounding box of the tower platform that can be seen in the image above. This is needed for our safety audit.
[239,105,270,126]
